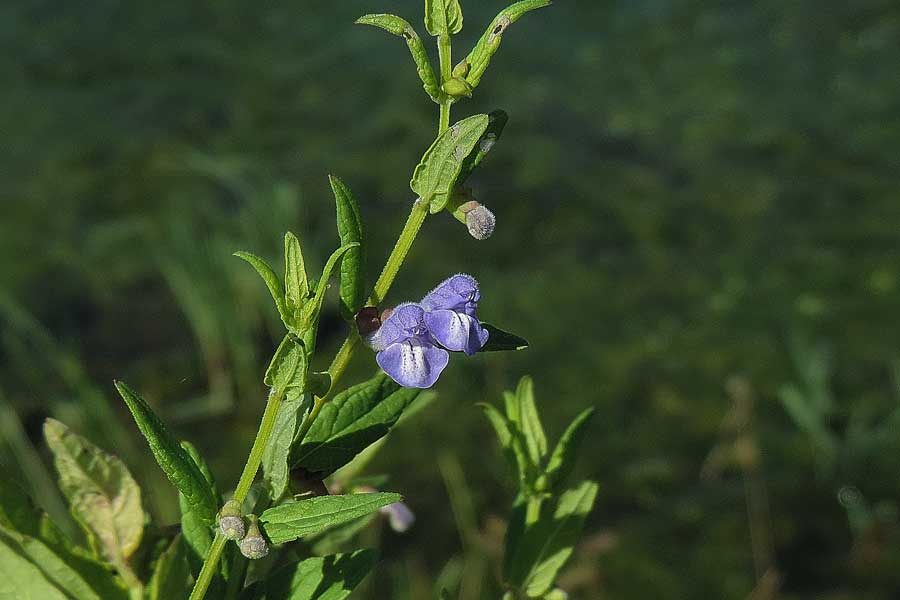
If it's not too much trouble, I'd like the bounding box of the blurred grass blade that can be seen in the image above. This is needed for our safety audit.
[262,392,306,501]
[293,374,420,476]
[43,419,144,575]
[355,15,440,101]
[284,232,309,316]
[329,175,367,320]
[425,0,463,36]
[260,493,401,545]
[148,535,191,600]
[542,407,595,493]
[410,114,490,213]
[463,0,552,89]
[263,549,377,600]
[114,382,217,527]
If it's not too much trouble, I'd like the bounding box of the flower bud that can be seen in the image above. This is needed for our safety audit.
[441,76,473,99]
[355,306,381,337]
[238,515,269,560]
[217,500,245,541]
[461,202,496,240]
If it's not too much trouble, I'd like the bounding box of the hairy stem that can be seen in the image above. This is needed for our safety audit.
[189,387,286,600]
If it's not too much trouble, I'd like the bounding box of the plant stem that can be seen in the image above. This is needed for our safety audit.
[437,33,453,134]
[189,387,287,600]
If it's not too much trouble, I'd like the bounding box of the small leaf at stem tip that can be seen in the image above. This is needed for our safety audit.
[233,251,292,328]
[298,242,361,342]
[355,15,441,101]
[424,0,464,36]
[263,334,308,391]
[542,407,595,493]
[329,175,367,321]
[464,0,552,89]
[478,323,528,351]
[284,232,309,316]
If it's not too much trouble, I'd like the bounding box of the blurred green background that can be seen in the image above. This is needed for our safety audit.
[2,0,900,598]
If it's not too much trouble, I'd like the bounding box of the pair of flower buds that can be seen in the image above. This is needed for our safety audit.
[362,274,489,388]
[218,500,269,559]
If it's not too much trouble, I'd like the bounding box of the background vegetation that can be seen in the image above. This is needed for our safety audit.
[2,0,899,597]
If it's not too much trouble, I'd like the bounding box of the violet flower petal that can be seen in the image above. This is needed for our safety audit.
[424,309,489,355]
[376,339,449,388]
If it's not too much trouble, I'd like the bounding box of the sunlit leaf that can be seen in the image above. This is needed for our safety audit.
[355,15,440,101]
[264,335,308,392]
[410,114,490,213]
[262,392,307,501]
[179,441,218,572]
[424,0,463,36]
[114,382,217,527]
[263,549,377,600]
[0,537,68,600]
[329,176,367,320]
[260,493,401,545]
[234,250,291,326]
[284,232,309,316]
[456,109,508,185]
[542,408,595,493]
[147,535,191,600]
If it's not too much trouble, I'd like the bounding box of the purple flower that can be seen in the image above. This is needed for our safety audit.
[420,274,489,356]
[369,303,449,389]
[380,501,416,533]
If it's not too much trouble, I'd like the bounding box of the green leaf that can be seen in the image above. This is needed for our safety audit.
[456,109,509,185]
[114,382,217,527]
[478,403,529,491]
[308,513,378,556]
[515,376,547,465]
[179,441,218,570]
[148,535,191,600]
[264,549,377,600]
[293,374,420,476]
[234,251,291,327]
[542,408,595,493]
[264,335,308,391]
[355,15,440,102]
[299,243,361,337]
[506,481,598,596]
[425,0,463,36]
[260,493,401,545]
[329,176,367,320]
[410,114,490,213]
[284,232,309,316]
[479,323,529,352]
[0,537,69,600]
[262,392,306,501]
[463,0,552,89]
[43,419,144,567]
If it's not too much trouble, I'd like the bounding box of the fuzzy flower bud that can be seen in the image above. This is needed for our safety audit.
[217,499,245,541]
[239,515,269,559]
[459,201,496,240]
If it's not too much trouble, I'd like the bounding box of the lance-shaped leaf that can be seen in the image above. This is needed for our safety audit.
[148,535,191,600]
[260,493,401,545]
[463,0,552,89]
[263,549,377,600]
[179,441,218,570]
[0,537,69,600]
[457,109,508,185]
[329,175,367,320]
[541,407,595,493]
[234,251,291,326]
[355,15,440,101]
[43,419,144,568]
[262,392,307,501]
[292,374,420,476]
[410,114,490,213]
[264,335,308,391]
[506,481,598,596]
[114,382,217,526]
[479,323,528,352]
[299,243,361,334]
[479,403,530,491]
[513,376,547,465]
[284,232,309,318]
[425,0,463,36]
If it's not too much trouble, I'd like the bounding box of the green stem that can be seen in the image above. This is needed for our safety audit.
[437,33,453,134]
[189,387,287,600]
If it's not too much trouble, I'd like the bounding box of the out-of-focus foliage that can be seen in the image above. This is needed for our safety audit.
[1,0,899,598]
